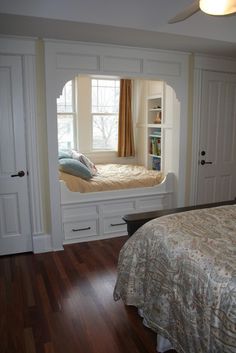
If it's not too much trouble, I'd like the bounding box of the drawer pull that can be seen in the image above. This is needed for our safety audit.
[72,226,91,232]
[110,222,126,227]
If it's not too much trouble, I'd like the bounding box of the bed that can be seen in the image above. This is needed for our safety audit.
[113,203,236,353]
[59,164,165,193]
[59,164,174,244]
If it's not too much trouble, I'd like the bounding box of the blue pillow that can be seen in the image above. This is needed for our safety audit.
[58,150,72,159]
[59,158,92,180]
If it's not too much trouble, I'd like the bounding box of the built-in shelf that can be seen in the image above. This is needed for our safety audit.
[147,95,163,171]
[149,154,161,158]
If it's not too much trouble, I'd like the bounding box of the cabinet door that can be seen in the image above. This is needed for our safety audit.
[0,55,32,255]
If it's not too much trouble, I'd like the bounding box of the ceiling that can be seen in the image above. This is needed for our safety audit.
[1,0,236,57]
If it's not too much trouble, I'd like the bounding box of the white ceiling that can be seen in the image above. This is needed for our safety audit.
[1,0,236,57]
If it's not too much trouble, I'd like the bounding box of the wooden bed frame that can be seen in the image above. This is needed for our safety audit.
[60,172,174,244]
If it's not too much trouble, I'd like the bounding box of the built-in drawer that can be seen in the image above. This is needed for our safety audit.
[62,204,98,222]
[64,219,98,240]
[103,216,127,235]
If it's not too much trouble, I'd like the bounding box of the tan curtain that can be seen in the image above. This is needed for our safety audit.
[118,79,135,157]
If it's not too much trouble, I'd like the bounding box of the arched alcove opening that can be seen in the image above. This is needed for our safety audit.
[56,74,180,217]
[44,41,189,250]
[56,75,179,176]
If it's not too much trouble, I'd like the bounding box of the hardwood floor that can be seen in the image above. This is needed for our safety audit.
[0,236,177,353]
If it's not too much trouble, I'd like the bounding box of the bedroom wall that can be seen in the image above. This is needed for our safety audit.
[1,35,235,253]
[0,36,191,252]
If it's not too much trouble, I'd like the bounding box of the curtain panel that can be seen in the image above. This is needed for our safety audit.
[118,79,135,157]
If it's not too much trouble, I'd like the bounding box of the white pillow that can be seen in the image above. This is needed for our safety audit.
[71,150,98,176]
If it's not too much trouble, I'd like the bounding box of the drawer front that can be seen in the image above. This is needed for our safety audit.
[102,200,135,216]
[64,219,98,240]
[62,204,98,222]
[103,216,127,235]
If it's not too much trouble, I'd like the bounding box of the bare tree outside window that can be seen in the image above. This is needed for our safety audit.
[92,79,120,150]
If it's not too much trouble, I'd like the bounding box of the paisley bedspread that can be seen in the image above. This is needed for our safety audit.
[113,205,236,353]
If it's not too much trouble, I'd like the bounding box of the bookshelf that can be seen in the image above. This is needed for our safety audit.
[147,95,163,171]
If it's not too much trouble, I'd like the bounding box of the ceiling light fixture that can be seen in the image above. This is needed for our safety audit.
[199,0,236,15]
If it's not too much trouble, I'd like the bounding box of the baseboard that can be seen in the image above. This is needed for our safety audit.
[32,233,54,253]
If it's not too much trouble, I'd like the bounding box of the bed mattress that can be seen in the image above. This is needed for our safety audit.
[59,164,164,193]
[114,204,236,353]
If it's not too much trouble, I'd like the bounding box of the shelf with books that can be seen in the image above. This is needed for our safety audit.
[146,95,163,172]
[149,136,161,157]
[152,156,161,171]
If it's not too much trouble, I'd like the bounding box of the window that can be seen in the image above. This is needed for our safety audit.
[57,80,76,150]
[91,78,120,150]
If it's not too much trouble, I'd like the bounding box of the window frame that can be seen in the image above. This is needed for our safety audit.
[91,77,120,152]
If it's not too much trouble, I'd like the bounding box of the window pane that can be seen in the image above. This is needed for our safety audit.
[57,115,74,150]
[92,79,120,114]
[57,81,73,113]
[92,115,118,150]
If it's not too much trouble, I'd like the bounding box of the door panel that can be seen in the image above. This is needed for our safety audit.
[197,71,236,204]
[0,55,32,255]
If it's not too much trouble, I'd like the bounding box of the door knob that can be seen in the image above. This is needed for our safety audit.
[200,160,212,165]
[11,170,25,177]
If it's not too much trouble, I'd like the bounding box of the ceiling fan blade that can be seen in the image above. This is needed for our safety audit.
[168,1,200,23]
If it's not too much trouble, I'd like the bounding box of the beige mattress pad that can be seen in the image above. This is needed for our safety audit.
[59,164,164,193]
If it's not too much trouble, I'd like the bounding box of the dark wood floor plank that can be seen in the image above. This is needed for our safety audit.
[0,236,177,353]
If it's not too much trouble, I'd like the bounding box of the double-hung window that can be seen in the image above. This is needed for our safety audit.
[91,78,120,151]
[57,80,76,150]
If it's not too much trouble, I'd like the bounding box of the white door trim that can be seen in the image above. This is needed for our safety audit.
[190,54,236,205]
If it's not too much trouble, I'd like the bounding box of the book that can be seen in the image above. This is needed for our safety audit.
[152,156,161,171]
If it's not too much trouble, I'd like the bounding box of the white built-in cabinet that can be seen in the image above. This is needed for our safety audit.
[135,80,174,175]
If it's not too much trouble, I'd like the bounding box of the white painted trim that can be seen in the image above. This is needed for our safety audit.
[43,38,190,56]
[44,39,190,252]
[32,233,57,253]
[23,55,45,236]
[190,68,202,205]
[194,54,236,72]
[0,36,35,55]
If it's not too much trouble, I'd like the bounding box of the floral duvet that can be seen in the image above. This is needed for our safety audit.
[114,205,236,353]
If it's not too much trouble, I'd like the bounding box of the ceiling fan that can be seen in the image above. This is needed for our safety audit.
[168,0,236,23]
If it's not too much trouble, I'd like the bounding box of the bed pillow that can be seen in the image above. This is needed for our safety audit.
[59,158,92,180]
[71,150,98,176]
[58,149,72,159]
